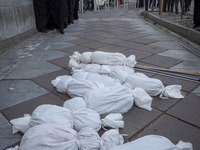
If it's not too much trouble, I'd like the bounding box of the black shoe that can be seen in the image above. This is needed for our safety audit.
[59,30,65,34]
[39,28,48,33]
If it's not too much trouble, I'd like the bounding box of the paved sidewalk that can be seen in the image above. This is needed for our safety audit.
[0,8,200,150]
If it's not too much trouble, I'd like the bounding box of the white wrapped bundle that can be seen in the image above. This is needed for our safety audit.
[80,52,93,63]
[19,125,103,150]
[76,127,102,150]
[51,75,74,93]
[73,108,101,132]
[132,87,153,111]
[101,114,124,129]
[83,85,134,116]
[109,135,193,150]
[111,69,184,99]
[10,104,73,134]
[69,51,137,69]
[101,129,124,150]
[72,71,121,87]
[63,97,101,132]
[91,51,137,68]
[126,73,184,99]
[67,79,104,97]
[63,97,87,111]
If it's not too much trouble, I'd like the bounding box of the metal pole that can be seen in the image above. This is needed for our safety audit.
[159,0,164,15]
[135,67,200,83]
[94,0,97,12]
[135,64,200,76]
[136,0,139,11]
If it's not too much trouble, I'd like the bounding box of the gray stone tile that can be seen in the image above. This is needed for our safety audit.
[120,106,162,140]
[96,45,128,53]
[167,94,200,127]
[0,80,48,110]
[170,61,200,73]
[122,49,152,60]
[0,113,21,150]
[151,41,184,49]
[135,114,200,150]
[144,35,173,41]
[157,50,200,61]
[116,41,144,49]
[6,61,61,79]
[140,55,182,68]
[192,85,200,96]
[26,50,66,62]
[42,42,75,50]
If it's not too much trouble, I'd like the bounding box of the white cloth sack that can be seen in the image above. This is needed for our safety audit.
[83,85,134,116]
[63,97,87,111]
[101,129,124,150]
[109,135,193,150]
[10,104,73,134]
[63,98,101,132]
[19,125,102,150]
[73,108,101,132]
[76,127,102,150]
[112,69,184,99]
[91,51,137,68]
[67,79,104,97]
[69,51,137,68]
[72,71,121,87]
[51,75,74,93]
[101,114,124,129]
[132,87,153,111]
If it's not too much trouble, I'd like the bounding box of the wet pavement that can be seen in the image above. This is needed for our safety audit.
[0,7,200,150]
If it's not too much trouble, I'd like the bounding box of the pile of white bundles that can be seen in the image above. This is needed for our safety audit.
[52,73,153,114]
[8,125,124,150]
[68,51,184,100]
[10,103,102,133]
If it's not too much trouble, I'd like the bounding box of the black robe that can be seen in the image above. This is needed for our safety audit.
[194,0,200,26]
[68,0,75,24]
[48,0,68,31]
[33,0,49,31]
[74,0,79,20]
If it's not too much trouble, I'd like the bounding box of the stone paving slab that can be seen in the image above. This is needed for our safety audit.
[167,94,200,127]
[5,61,61,79]
[0,113,21,150]
[134,44,167,54]
[59,45,94,54]
[139,55,183,68]
[48,56,71,71]
[122,49,153,60]
[135,114,200,150]
[2,93,65,121]
[0,80,48,111]
[152,74,199,92]
[152,96,182,111]
[32,69,71,100]
[120,106,162,140]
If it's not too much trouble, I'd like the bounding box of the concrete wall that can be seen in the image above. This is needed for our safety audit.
[0,0,37,53]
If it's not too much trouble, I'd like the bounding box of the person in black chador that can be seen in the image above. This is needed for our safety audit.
[193,0,200,30]
[74,0,79,20]
[33,0,49,32]
[68,0,75,25]
[48,0,68,34]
